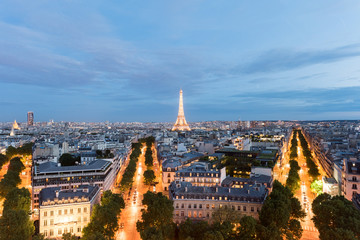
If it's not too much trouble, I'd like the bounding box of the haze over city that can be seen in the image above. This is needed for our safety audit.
[1,1,360,122]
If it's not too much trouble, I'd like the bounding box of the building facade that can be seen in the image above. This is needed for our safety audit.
[169,181,268,223]
[39,185,100,238]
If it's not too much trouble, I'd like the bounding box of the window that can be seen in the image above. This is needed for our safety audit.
[176,204,179,209]
[194,204,197,209]
[70,208,73,214]
[219,204,223,209]
[181,211,184,217]
[44,230,47,237]
[64,227,68,233]
[188,204,191,209]
[50,219,54,226]
[50,229,54,236]
[77,227,81,233]
[352,184,357,190]
[168,173,170,177]
[50,211,54,216]
[251,207,254,212]
[84,217,87,222]
[64,209,68,215]
[206,212,210,218]
[199,212,202,218]
[206,204,209,209]
[181,204,184,208]
[78,217,81,222]
[175,211,179,216]
[243,206,247,211]
[168,179,170,183]
[199,204,202,209]
[212,204,215,209]
[78,208,81,213]
[44,211,47,217]
[353,176,357,181]
[193,211,197,218]
[58,210,62,215]
[238,206,241,211]
[58,228,62,235]
[44,220,47,226]
[84,207,87,213]
[188,211,192,217]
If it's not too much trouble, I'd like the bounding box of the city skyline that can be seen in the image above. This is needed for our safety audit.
[1,1,360,122]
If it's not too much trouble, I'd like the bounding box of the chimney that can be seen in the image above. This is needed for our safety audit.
[185,187,188,192]
[228,188,231,193]
[216,187,218,193]
[55,190,59,198]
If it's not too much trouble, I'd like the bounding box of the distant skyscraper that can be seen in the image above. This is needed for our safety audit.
[27,111,34,126]
[172,89,191,131]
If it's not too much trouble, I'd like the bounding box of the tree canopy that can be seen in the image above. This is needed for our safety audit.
[137,192,175,240]
[312,193,360,240]
[82,191,125,240]
[59,153,79,166]
[143,170,156,185]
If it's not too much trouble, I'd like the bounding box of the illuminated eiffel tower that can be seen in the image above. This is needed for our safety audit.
[172,89,191,131]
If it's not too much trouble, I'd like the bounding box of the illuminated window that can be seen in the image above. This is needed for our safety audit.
[50,229,54,236]
[70,209,73,214]
[58,210,62,215]
[206,204,209,209]
[78,217,81,222]
[64,209,68,215]
[64,227,68,233]
[44,230,47,237]
[77,227,81,233]
[84,217,87,222]
[212,204,215,209]
[44,211,47,217]
[70,227,73,233]
[50,219,54,226]
[58,228,62,235]
[78,208,81,213]
[44,220,47,226]
[175,211,179,216]
[50,211,54,216]
[84,207,87,213]
[188,211,191,217]
[193,211,197,218]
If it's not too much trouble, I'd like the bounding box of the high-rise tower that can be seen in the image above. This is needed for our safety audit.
[172,89,191,131]
[27,111,34,126]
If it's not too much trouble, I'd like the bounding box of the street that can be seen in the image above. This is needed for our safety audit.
[116,144,163,240]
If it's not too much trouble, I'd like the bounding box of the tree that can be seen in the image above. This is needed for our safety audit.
[0,154,8,168]
[62,233,78,240]
[8,157,25,173]
[59,153,79,166]
[310,180,323,195]
[137,192,175,240]
[0,207,34,240]
[143,170,156,185]
[32,234,45,240]
[237,216,257,240]
[0,169,22,198]
[258,180,305,240]
[82,191,125,240]
[3,187,31,212]
[211,205,241,224]
[312,193,360,240]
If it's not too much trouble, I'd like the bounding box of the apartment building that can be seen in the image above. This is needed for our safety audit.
[169,181,268,223]
[39,185,100,238]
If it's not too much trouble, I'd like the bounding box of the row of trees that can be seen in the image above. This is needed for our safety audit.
[119,142,142,191]
[0,157,34,239]
[297,131,320,180]
[0,153,9,169]
[136,181,305,240]
[6,142,34,158]
[289,130,298,159]
[286,130,301,192]
[286,160,301,193]
[0,157,26,198]
[143,136,156,186]
[82,190,125,239]
[312,193,360,240]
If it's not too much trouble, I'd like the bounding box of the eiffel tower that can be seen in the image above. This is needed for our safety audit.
[172,89,191,131]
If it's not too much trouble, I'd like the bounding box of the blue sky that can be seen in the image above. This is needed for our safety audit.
[1,1,360,122]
